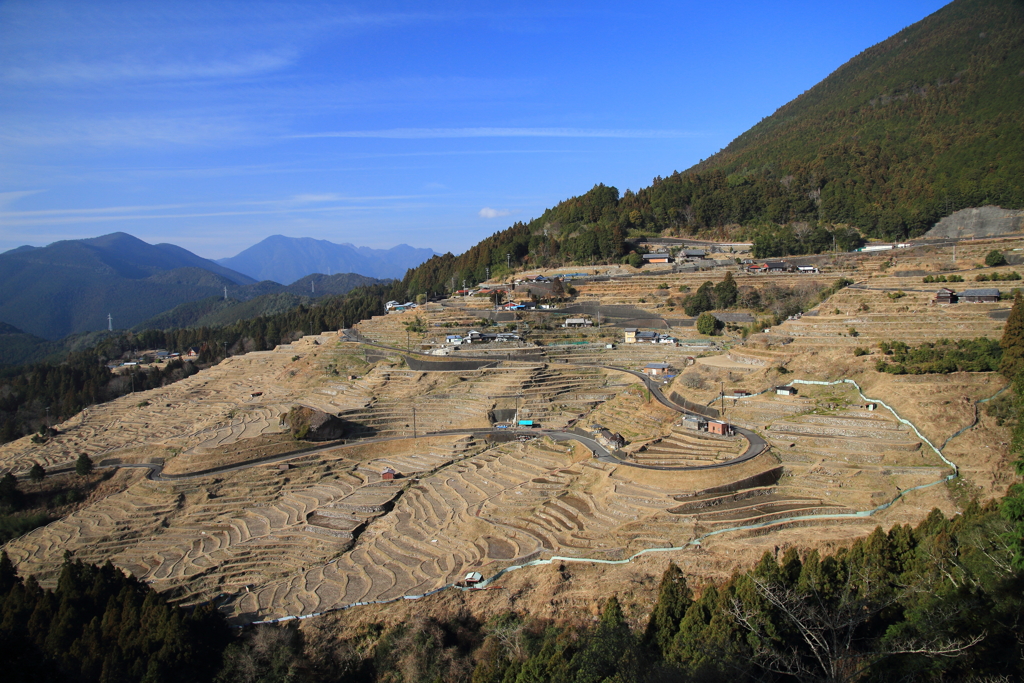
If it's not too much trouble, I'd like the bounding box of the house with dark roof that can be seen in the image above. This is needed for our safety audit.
[643,362,675,376]
[959,288,1000,303]
[934,288,957,304]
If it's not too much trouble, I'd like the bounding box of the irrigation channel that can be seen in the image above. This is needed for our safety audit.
[239,375,1000,626]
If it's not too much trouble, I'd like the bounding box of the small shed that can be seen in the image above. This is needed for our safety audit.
[681,415,707,431]
[959,288,1000,303]
[776,386,798,396]
[381,466,398,481]
[464,571,484,585]
[707,421,731,436]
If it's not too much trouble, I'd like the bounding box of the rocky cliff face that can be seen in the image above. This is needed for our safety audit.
[925,206,1024,239]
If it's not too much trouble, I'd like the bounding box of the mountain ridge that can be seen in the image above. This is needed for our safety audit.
[216,235,437,284]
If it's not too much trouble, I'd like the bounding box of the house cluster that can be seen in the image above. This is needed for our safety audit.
[590,424,626,450]
[680,415,734,436]
[624,328,678,345]
[744,261,819,274]
[445,330,521,345]
[933,288,1001,304]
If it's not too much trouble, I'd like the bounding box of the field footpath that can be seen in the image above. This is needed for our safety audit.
[238,373,983,627]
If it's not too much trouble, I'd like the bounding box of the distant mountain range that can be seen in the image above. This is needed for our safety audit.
[0,232,387,350]
[216,235,438,284]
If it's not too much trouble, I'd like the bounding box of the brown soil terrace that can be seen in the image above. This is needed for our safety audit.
[1,239,1017,624]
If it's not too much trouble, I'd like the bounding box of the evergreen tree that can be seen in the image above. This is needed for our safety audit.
[0,472,23,510]
[75,453,93,476]
[714,272,739,309]
[986,250,1008,267]
[696,312,719,336]
[1000,292,1024,380]
[644,562,692,657]
[28,463,45,482]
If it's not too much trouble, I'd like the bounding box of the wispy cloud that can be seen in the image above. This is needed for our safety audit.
[479,207,512,219]
[0,195,437,226]
[1,50,297,85]
[0,189,44,209]
[0,115,256,147]
[292,127,702,140]
[290,193,344,203]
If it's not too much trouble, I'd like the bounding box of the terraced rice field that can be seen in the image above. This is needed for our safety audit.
[3,249,1009,625]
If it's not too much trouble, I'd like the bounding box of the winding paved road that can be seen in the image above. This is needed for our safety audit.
[57,331,769,482]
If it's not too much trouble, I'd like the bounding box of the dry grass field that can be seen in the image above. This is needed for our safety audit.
[2,238,1018,625]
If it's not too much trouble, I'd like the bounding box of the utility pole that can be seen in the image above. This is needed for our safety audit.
[312,280,315,294]
[412,404,417,439]
[224,286,228,301]
[486,266,490,281]
[506,253,511,271]
[108,313,113,331]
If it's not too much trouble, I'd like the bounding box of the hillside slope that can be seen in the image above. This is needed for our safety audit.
[396,0,1024,297]
[0,233,256,340]
[686,0,1024,233]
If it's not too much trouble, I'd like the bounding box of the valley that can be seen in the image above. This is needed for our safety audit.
[1,237,1013,627]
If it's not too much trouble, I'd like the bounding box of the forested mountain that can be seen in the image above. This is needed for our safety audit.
[687,0,1024,236]
[132,273,384,332]
[0,230,385,365]
[0,233,257,341]
[396,0,1024,296]
[217,235,437,283]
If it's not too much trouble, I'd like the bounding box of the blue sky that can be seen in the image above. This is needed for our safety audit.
[0,0,950,259]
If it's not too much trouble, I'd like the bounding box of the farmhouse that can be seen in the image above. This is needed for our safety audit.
[642,253,673,264]
[681,249,706,259]
[563,317,593,328]
[595,429,626,449]
[959,288,1000,303]
[797,265,819,273]
[637,330,659,343]
[624,328,638,343]
[934,288,958,304]
[643,362,675,377]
